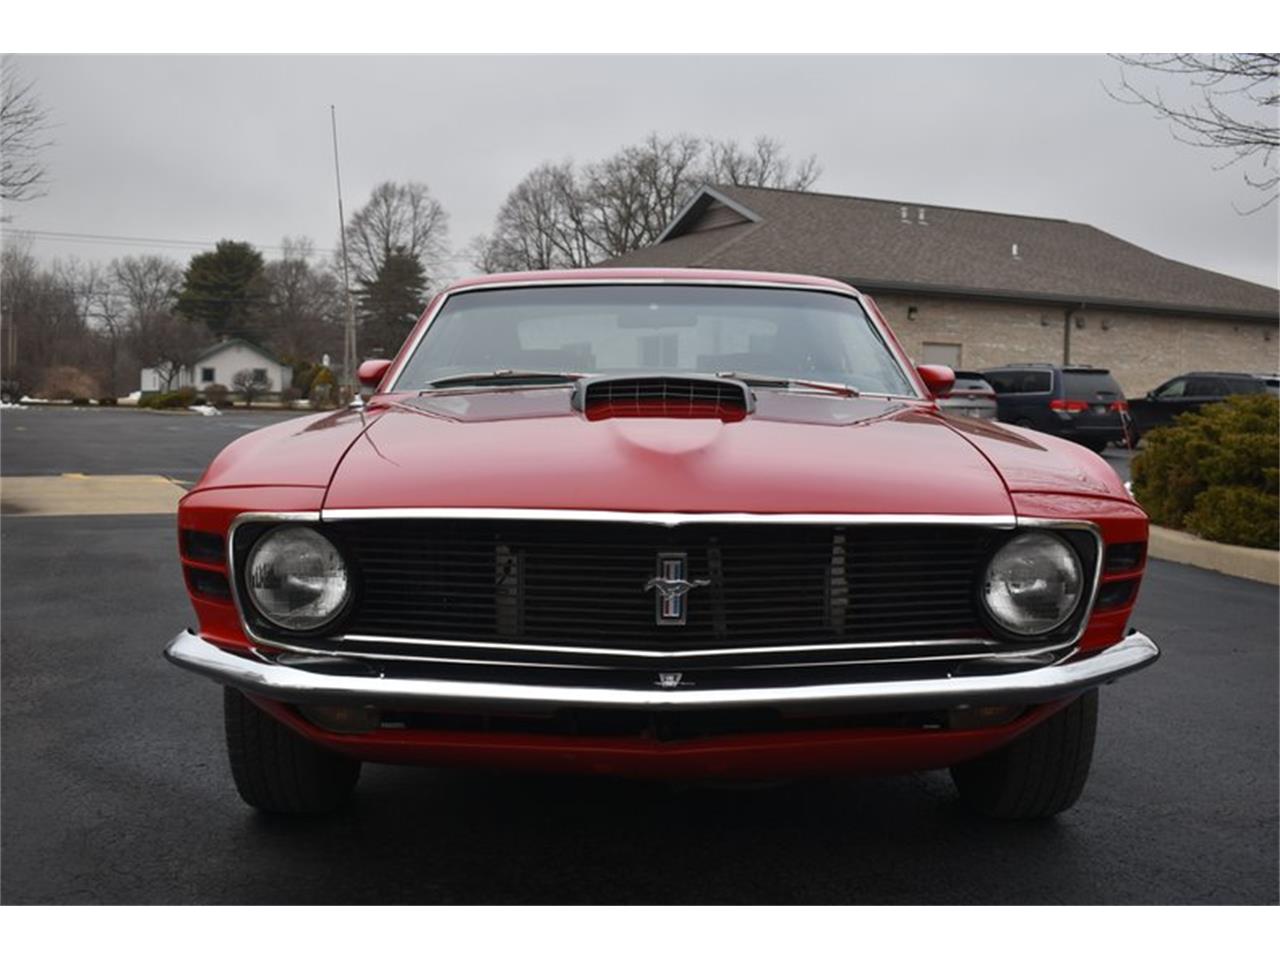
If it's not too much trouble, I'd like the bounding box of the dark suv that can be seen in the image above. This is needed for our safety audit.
[1127,371,1269,445]
[981,364,1128,452]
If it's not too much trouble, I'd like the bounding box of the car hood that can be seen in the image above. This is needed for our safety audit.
[321,389,1017,516]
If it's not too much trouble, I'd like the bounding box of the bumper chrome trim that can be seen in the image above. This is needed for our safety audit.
[164,629,1159,713]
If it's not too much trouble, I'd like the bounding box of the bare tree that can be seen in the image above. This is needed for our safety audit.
[1,245,96,397]
[134,311,207,392]
[475,162,592,272]
[261,236,343,363]
[342,181,450,286]
[54,259,123,395]
[1,59,52,206]
[706,135,821,190]
[232,367,272,407]
[1109,54,1280,209]
[583,133,706,257]
[112,254,182,319]
[471,133,822,273]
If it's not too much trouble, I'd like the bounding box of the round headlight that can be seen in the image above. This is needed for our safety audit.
[982,532,1084,637]
[245,526,350,632]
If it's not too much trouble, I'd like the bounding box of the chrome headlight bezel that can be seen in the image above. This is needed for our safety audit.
[239,524,353,635]
[980,530,1086,640]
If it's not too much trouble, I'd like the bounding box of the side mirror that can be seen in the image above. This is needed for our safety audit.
[1145,390,1156,401]
[357,359,393,391]
[916,364,955,399]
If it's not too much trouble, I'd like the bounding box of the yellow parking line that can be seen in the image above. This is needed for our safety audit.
[0,474,185,516]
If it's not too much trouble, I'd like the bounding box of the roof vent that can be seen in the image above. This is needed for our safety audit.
[917,207,927,225]
[1011,243,1021,259]
[900,205,911,224]
[573,375,753,422]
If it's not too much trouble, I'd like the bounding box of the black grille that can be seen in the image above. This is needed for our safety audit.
[575,375,751,420]
[333,520,999,651]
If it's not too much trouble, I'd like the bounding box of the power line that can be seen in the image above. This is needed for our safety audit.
[5,228,337,256]
[3,227,476,264]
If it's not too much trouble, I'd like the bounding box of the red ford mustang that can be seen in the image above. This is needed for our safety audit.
[165,268,1159,818]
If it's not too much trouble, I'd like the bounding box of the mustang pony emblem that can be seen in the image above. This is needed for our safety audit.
[644,553,710,625]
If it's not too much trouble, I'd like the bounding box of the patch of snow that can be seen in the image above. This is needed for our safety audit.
[189,404,222,416]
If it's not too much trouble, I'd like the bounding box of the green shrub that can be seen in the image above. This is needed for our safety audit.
[140,387,200,409]
[309,366,336,409]
[164,386,199,408]
[1132,394,1279,549]
[292,362,316,397]
[1186,486,1280,550]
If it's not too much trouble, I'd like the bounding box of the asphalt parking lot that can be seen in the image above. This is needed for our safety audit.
[1,406,1275,904]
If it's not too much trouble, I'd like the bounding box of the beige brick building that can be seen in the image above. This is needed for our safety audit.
[604,185,1278,395]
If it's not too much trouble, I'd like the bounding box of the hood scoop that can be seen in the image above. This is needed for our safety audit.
[572,374,754,422]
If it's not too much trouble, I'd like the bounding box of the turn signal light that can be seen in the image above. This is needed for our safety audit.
[299,704,381,734]
[1095,579,1138,609]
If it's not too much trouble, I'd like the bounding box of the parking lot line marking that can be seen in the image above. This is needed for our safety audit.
[0,474,185,516]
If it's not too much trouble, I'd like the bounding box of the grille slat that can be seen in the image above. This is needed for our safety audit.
[326,519,997,654]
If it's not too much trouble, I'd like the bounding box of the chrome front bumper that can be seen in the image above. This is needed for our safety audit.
[163,629,1159,713]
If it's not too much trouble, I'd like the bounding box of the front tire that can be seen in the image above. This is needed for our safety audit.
[950,690,1098,819]
[223,687,361,814]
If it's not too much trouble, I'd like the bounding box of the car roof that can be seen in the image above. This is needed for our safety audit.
[982,364,1112,374]
[1182,371,1269,378]
[440,267,860,295]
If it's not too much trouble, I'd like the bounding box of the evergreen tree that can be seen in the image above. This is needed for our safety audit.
[175,240,267,340]
[356,247,427,356]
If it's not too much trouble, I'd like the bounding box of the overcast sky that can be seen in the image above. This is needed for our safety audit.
[5,54,1278,288]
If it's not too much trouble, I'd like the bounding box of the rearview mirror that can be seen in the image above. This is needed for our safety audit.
[358,359,393,390]
[916,364,955,399]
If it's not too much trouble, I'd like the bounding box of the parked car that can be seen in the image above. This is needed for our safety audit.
[1257,374,1279,396]
[1127,371,1270,445]
[981,364,1129,452]
[937,370,998,420]
[165,269,1158,820]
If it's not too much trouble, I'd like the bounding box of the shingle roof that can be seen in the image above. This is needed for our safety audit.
[193,337,284,365]
[602,184,1278,320]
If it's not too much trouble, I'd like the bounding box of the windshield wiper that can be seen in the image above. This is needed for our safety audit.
[716,371,859,398]
[421,369,586,391]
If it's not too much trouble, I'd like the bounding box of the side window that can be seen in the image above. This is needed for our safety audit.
[1021,371,1052,393]
[1230,378,1266,395]
[1155,378,1186,399]
[200,367,215,384]
[1184,377,1221,397]
[984,372,1015,393]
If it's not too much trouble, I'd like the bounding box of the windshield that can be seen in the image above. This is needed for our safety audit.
[392,285,916,396]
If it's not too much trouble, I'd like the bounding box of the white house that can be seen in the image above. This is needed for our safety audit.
[141,339,293,395]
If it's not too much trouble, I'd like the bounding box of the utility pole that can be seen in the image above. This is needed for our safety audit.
[330,105,357,394]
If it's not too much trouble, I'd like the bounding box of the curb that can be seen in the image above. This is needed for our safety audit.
[1148,525,1279,585]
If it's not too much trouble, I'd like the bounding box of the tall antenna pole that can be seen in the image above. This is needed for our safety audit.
[330,105,357,394]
